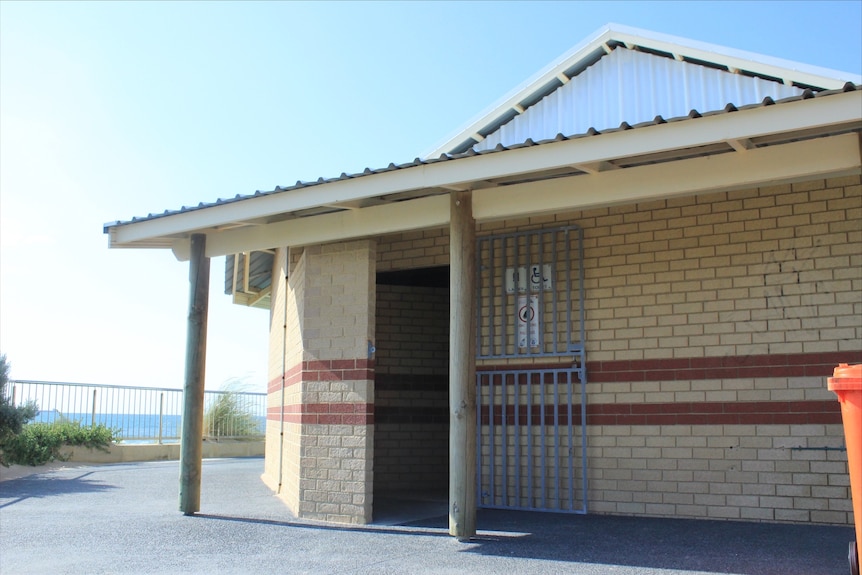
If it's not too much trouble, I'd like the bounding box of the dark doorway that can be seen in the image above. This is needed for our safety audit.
[372,266,449,524]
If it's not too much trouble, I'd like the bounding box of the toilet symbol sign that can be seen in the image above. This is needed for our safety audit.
[505,264,553,294]
[517,295,540,348]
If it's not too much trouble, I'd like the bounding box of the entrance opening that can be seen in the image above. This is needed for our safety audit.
[372,265,450,524]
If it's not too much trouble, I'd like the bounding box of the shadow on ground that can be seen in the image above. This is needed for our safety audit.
[401,509,852,575]
[0,471,117,509]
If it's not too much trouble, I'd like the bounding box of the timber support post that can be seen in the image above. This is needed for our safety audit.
[449,190,477,539]
[179,233,210,515]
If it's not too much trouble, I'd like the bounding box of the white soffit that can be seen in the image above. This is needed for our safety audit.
[424,23,862,158]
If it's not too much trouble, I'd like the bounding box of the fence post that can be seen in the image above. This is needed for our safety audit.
[91,389,97,426]
[158,393,164,445]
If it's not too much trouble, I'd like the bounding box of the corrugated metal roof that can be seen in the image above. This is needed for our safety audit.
[475,47,805,152]
[104,83,860,234]
[424,23,862,158]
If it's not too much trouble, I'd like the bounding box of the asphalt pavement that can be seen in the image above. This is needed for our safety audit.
[0,457,854,574]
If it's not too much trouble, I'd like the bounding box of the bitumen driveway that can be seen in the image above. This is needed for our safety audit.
[0,457,854,574]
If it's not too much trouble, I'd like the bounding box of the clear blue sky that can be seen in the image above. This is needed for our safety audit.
[1,1,860,390]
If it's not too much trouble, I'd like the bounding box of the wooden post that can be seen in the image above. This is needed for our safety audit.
[449,190,477,539]
[179,233,210,515]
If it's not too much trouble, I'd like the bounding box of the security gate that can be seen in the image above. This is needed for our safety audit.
[476,225,587,513]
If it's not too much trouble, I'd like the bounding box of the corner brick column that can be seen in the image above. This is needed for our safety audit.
[266,240,376,524]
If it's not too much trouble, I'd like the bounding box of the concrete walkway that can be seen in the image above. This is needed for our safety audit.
[0,457,853,574]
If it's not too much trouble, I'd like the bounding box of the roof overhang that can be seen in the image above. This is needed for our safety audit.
[104,89,862,261]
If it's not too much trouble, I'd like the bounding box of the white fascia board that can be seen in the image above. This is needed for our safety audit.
[473,133,861,221]
[171,133,860,261]
[423,23,860,158]
[171,194,450,261]
[109,90,861,249]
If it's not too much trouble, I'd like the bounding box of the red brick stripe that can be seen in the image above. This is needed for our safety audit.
[586,351,860,383]
[268,359,374,394]
[478,400,841,426]
[267,403,374,425]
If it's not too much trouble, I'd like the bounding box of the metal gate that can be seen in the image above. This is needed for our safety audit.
[476,225,587,513]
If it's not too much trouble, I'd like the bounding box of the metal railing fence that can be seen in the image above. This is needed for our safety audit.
[5,380,266,443]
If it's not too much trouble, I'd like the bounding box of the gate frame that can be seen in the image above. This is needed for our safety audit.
[475,225,588,514]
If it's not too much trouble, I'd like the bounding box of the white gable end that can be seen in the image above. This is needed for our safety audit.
[474,47,805,152]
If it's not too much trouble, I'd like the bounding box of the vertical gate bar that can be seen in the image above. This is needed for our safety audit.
[476,374,482,507]
[553,371,560,509]
[514,370,521,508]
[519,234,533,355]
[568,370,575,510]
[566,229,573,352]
[537,230,545,355]
[477,238,484,360]
[552,230,559,354]
[513,235,519,358]
[488,374,495,506]
[488,239,494,357]
[580,367,588,513]
[577,226,587,513]
[540,371,547,509]
[501,238,508,357]
[501,373,508,506]
[578,227,586,354]
[526,371,533,508]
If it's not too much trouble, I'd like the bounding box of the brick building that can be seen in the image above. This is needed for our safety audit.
[105,24,862,536]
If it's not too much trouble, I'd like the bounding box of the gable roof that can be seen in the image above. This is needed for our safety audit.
[425,23,862,158]
[104,25,862,261]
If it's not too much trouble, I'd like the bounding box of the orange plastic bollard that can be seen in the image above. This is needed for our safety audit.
[829,363,862,575]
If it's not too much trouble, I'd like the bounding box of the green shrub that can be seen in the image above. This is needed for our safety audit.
[1,420,117,467]
[0,354,38,447]
[204,388,260,439]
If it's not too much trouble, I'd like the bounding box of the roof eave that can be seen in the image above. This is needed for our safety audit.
[105,90,862,254]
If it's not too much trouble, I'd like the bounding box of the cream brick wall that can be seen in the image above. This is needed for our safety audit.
[377,228,450,272]
[377,175,861,526]
[469,176,862,362]
[263,247,304,510]
[260,177,859,525]
[265,240,377,524]
[302,241,376,362]
[585,423,850,523]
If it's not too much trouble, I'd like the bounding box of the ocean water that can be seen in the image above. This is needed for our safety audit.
[33,411,264,442]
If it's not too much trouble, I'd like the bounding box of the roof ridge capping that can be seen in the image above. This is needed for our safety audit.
[422,22,862,159]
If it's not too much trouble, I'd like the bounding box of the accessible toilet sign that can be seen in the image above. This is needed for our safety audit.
[505,264,553,294]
